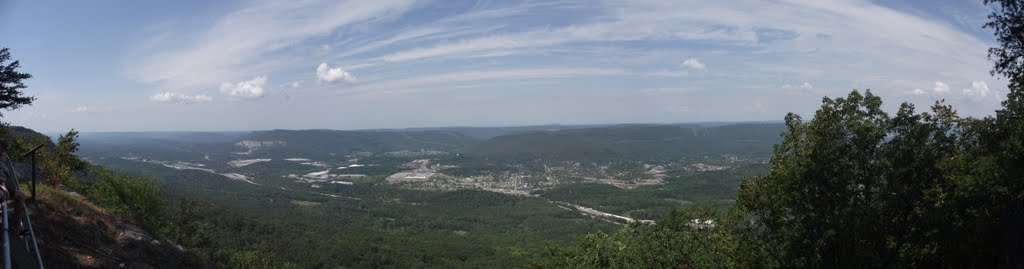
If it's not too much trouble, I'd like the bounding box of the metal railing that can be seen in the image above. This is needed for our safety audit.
[2,196,10,269]
[0,147,45,269]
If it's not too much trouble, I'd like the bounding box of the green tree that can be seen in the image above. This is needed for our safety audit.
[737,91,892,267]
[0,48,35,117]
[41,129,83,187]
[172,199,213,247]
[736,91,1011,268]
[984,0,1024,196]
[0,47,39,156]
[533,208,733,269]
[85,168,169,235]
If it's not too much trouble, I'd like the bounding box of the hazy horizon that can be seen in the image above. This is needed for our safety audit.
[53,120,780,135]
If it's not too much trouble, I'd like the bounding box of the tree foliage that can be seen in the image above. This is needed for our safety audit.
[0,48,34,117]
[540,90,1021,268]
[532,208,733,269]
[40,129,84,187]
[984,0,1024,210]
[987,0,1024,82]
[171,199,213,248]
[737,91,1014,268]
[84,167,169,236]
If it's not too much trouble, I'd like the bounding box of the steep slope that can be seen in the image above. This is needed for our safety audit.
[30,185,205,268]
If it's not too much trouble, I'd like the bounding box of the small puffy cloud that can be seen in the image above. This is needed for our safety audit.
[910,88,927,96]
[782,82,821,95]
[317,63,356,84]
[933,81,950,93]
[962,80,992,98]
[150,92,213,104]
[681,58,706,71]
[782,82,814,90]
[220,76,267,98]
[290,81,302,88]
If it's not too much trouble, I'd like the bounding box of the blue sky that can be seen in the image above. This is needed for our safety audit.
[0,0,1007,132]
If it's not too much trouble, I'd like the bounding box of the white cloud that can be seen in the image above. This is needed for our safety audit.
[98,0,1007,130]
[331,26,502,62]
[290,81,302,88]
[639,87,699,95]
[346,68,626,94]
[962,80,992,98]
[782,82,821,95]
[131,0,416,91]
[933,81,950,93]
[150,92,213,104]
[682,58,706,71]
[782,82,814,90]
[70,106,116,113]
[316,63,356,84]
[365,0,989,74]
[376,30,572,63]
[220,76,267,99]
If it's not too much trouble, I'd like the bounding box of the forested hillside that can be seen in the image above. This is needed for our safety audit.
[461,124,783,161]
[236,129,479,159]
[535,90,1024,268]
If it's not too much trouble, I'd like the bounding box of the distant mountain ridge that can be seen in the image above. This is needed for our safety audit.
[459,123,786,161]
[78,131,247,144]
[236,129,480,159]
[76,122,785,161]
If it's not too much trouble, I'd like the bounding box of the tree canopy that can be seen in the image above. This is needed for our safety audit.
[537,90,1019,268]
[0,48,35,117]
[735,91,1012,268]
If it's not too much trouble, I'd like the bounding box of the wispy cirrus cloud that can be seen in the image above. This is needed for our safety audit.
[94,0,1005,130]
[347,67,627,95]
[130,0,416,93]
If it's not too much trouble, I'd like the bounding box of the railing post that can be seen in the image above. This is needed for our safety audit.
[30,153,35,201]
[21,145,44,202]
